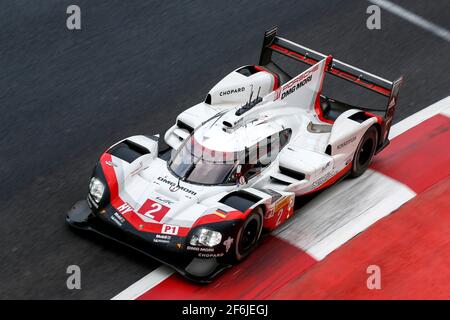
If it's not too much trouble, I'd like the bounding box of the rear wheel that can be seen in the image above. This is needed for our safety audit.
[350,126,378,178]
[232,207,263,262]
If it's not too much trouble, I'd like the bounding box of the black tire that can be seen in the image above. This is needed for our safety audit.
[232,207,263,262]
[350,126,378,178]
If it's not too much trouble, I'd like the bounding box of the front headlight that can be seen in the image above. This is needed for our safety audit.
[89,177,105,203]
[190,229,222,247]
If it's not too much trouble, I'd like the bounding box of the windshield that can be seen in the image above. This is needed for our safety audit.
[169,136,237,185]
[168,127,292,185]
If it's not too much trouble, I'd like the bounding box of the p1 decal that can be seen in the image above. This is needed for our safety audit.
[138,198,170,222]
[161,224,179,235]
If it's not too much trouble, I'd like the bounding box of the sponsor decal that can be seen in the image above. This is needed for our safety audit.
[268,194,295,226]
[198,253,224,258]
[280,75,312,100]
[116,203,134,215]
[110,213,123,227]
[153,238,170,244]
[155,196,174,205]
[337,136,356,149]
[138,198,170,222]
[156,234,171,240]
[186,246,214,252]
[157,177,197,196]
[276,65,318,100]
[161,224,179,235]
[219,87,245,96]
[112,212,125,223]
[274,196,292,212]
[223,237,234,253]
[312,171,333,188]
[153,235,171,244]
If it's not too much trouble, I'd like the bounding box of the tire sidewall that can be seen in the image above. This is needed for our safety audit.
[233,207,263,262]
[351,126,378,178]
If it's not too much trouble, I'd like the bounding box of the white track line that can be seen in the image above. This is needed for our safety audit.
[441,107,450,118]
[111,265,173,300]
[112,96,450,299]
[274,170,416,260]
[368,0,450,43]
[277,96,450,259]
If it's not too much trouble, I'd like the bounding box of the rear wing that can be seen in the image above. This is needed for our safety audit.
[259,26,403,142]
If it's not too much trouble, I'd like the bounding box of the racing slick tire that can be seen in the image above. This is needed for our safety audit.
[232,207,263,262]
[350,125,378,178]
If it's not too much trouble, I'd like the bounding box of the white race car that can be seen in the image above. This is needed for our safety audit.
[67,27,403,282]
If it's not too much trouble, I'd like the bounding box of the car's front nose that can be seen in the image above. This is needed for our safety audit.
[66,199,232,282]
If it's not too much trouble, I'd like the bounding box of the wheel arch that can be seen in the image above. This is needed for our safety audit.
[218,190,266,219]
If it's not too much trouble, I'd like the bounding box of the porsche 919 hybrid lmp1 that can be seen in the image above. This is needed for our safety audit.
[67,27,403,282]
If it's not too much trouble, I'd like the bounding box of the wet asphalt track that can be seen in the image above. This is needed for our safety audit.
[0,0,449,299]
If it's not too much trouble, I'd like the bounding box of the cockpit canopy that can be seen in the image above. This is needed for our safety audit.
[169,126,292,185]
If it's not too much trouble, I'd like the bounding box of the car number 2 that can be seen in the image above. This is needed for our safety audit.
[144,203,162,219]
[138,199,170,222]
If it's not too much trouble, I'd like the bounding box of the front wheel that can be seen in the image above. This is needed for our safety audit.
[231,207,263,262]
[350,126,378,178]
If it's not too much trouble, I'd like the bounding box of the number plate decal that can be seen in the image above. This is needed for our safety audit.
[138,198,170,222]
